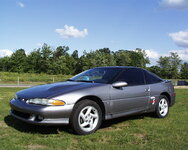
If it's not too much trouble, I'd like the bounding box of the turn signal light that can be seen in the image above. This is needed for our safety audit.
[51,100,66,106]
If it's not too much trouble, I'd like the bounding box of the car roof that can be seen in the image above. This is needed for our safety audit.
[94,66,141,69]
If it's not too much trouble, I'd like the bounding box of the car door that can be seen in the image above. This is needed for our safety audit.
[110,68,150,116]
[143,70,164,110]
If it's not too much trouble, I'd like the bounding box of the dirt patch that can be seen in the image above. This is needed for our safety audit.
[133,133,146,140]
[27,144,47,150]
[174,86,188,89]
[0,121,8,128]
[116,122,130,128]
[100,135,112,144]
[99,126,122,132]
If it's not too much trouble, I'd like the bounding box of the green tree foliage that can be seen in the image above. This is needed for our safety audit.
[0,56,12,71]
[0,44,186,79]
[147,66,162,77]
[10,49,27,72]
[169,52,182,79]
[71,50,79,60]
[157,52,182,79]
[181,62,188,79]
[53,46,69,58]
[78,48,116,71]
[114,50,131,66]
[157,56,171,78]
[25,49,42,73]
[114,48,150,68]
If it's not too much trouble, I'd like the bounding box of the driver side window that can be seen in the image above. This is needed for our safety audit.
[116,69,145,86]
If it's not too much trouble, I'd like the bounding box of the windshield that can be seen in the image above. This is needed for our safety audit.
[69,68,122,84]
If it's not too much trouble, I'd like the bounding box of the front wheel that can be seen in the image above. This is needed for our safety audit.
[70,100,102,135]
[155,95,169,118]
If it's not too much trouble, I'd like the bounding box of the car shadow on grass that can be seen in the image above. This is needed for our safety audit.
[4,115,73,134]
[4,113,155,135]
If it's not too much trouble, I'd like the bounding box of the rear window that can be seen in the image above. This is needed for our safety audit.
[144,70,162,84]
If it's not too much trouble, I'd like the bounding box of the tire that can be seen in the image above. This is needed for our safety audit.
[70,100,102,135]
[155,95,169,118]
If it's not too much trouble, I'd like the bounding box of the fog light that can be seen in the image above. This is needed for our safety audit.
[29,114,36,121]
[37,115,44,121]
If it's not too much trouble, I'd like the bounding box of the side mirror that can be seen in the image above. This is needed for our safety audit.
[112,81,128,88]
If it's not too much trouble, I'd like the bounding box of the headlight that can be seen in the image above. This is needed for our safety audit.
[26,98,66,106]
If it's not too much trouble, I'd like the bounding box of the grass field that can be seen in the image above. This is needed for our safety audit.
[0,88,187,150]
[0,72,72,85]
[0,72,188,86]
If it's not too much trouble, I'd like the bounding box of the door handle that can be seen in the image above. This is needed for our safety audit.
[145,88,150,92]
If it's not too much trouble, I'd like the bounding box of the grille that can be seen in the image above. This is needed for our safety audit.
[12,110,30,119]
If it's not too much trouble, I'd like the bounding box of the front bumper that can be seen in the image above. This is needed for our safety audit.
[10,99,74,125]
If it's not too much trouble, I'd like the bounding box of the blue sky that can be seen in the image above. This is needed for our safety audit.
[1,0,188,64]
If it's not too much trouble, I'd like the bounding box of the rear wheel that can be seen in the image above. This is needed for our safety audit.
[70,100,102,135]
[155,95,169,118]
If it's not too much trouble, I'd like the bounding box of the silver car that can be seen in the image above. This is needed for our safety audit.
[10,66,175,135]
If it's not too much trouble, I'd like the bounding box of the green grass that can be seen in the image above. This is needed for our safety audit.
[0,72,72,85]
[0,72,187,86]
[0,88,187,150]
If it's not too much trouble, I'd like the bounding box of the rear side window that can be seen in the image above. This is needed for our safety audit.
[144,70,162,84]
[116,68,145,86]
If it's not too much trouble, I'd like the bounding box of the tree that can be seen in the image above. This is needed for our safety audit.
[0,56,12,71]
[98,48,111,54]
[40,44,53,73]
[157,52,181,79]
[48,56,68,74]
[131,48,150,68]
[147,66,162,77]
[169,52,182,79]
[157,56,171,78]
[180,62,188,79]
[78,48,116,71]
[72,50,79,59]
[25,49,42,73]
[114,50,131,66]
[53,46,69,58]
[115,49,150,68]
[0,44,184,78]
[10,49,27,72]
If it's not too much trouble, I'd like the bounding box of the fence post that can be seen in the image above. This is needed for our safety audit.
[17,77,20,86]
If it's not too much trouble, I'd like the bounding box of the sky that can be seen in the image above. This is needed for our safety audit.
[0,0,188,65]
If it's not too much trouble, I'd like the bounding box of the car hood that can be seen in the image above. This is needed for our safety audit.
[16,81,103,99]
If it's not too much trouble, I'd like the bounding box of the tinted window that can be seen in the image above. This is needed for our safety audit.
[70,68,122,84]
[144,70,162,84]
[116,68,145,86]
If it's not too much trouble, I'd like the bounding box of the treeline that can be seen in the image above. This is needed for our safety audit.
[0,44,187,79]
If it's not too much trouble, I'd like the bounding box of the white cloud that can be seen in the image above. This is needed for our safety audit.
[55,25,88,38]
[146,49,188,61]
[169,29,188,47]
[145,49,160,59]
[0,49,13,57]
[17,1,25,8]
[160,0,188,9]
[170,49,188,60]
[36,43,43,47]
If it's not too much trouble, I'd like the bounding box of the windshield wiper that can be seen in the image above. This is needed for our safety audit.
[76,80,95,83]
[67,79,94,83]
[67,79,75,81]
